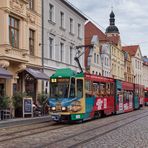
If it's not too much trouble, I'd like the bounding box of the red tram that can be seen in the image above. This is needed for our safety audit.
[144,87,148,106]
[48,68,142,122]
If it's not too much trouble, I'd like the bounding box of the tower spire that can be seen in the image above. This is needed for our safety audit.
[105,10,119,34]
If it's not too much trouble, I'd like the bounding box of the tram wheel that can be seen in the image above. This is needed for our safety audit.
[94,111,102,119]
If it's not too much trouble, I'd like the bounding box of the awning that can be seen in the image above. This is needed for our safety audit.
[25,68,49,80]
[0,67,13,79]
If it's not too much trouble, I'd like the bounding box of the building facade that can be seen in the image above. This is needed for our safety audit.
[122,49,134,83]
[0,0,48,107]
[43,0,87,93]
[143,56,148,88]
[110,44,124,80]
[101,43,111,77]
[86,35,102,75]
[85,21,111,76]
[122,45,143,85]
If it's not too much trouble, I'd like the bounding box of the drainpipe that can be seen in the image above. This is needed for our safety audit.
[42,0,44,92]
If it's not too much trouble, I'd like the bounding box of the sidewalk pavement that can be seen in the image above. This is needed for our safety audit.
[0,115,51,128]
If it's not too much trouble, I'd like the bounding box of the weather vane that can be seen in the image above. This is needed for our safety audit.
[111,6,113,11]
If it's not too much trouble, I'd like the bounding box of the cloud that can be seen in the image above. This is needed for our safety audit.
[68,0,148,55]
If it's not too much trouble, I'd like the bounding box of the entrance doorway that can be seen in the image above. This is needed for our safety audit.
[17,71,37,103]
[25,73,37,102]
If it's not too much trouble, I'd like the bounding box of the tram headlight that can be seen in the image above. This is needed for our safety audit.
[51,107,56,111]
[70,101,82,112]
[61,106,67,111]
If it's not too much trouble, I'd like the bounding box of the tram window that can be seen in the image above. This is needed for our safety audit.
[69,78,75,98]
[110,83,114,96]
[85,80,91,91]
[123,91,127,102]
[127,91,130,101]
[106,83,110,95]
[93,83,98,92]
[129,91,133,100]
[141,88,144,97]
[77,79,83,98]
[93,82,98,96]
[117,89,121,103]
[100,83,106,96]
[85,80,92,97]
[145,91,148,97]
[97,83,100,96]
[135,89,138,95]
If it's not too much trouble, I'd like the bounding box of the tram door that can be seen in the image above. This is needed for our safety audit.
[129,92,133,109]
[116,89,124,113]
[118,93,123,112]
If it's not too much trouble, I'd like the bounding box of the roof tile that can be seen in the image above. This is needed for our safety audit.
[122,45,139,56]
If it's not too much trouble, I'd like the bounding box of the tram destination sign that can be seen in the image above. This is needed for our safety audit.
[51,78,70,83]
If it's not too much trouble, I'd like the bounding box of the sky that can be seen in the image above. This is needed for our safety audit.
[68,0,148,56]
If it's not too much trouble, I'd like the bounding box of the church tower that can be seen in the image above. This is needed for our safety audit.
[106,11,119,37]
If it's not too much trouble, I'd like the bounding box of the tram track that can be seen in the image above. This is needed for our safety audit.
[0,122,70,143]
[0,109,147,146]
[37,109,148,148]
[0,121,51,136]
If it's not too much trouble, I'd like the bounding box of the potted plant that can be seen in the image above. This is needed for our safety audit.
[0,95,10,109]
[37,92,49,115]
[12,92,26,117]
[0,95,10,120]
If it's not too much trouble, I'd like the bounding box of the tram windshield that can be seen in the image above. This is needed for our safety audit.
[50,78,76,98]
[50,78,70,98]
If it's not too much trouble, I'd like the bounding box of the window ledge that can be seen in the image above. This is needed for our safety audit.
[59,26,66,32]
[27,8,37,14]
[48,20,56,25]
[77,36,82,40]
[69,32,74,36]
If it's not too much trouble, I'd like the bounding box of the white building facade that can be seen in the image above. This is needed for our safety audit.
[101,43,111,77]
[42,0,87,93]
[143,56,148,88]
[89,35,102,75]
[143,63,148,88]
[132,47,143,85]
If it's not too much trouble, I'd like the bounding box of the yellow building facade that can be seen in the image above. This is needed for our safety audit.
[0,0,47,107]
[123,51,134,83]
[110,44,124,80]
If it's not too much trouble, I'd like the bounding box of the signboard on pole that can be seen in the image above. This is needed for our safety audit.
[23,97,33,118]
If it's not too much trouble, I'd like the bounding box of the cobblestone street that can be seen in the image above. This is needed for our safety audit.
[0,107,148,148]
